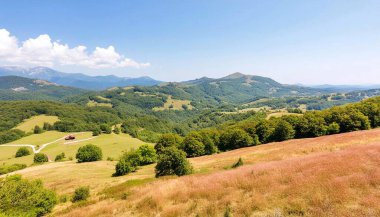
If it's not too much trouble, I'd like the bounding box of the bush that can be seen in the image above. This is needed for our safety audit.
[76,144,102,163]
[231,157,244,168]
[271,120,295,142]
[181,135,205,157]
[114,150,141,176]
[54,152,66,162]
[219,128,254,151]
[71,186,90,202]
[33,125,43,134]
[0,164,27,175]
[154,133,183,154]
[92,128,101,136]
[0,129,25,145]
[0,175,57,216]
[155,147,193,177]
[34,153,49,163]
[113,126,121,134]
[137,144,157,165]
[15,147,31,158]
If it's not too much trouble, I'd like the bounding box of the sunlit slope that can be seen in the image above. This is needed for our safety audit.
[7,128,380,217]
[13,115,59,133]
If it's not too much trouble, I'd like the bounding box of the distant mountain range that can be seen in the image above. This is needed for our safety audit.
[309,84,380,92]
[0,66,162,90]
[0,76,87,100]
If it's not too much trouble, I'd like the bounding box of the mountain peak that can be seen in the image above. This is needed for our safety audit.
[223,72,247,79]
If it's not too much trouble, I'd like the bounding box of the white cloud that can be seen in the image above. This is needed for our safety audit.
[0,28,150,69]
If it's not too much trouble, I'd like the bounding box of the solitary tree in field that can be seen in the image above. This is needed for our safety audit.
[15,147,31,158]
[76,144,103,163]
[155,147,192,177]
[33,125,42,134]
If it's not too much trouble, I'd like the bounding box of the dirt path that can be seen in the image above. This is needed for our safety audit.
[0,132,92,153]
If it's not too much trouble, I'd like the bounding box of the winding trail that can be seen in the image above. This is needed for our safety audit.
[0,132,93,154]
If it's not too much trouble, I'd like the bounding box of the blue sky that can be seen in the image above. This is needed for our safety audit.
[0,0,379,84]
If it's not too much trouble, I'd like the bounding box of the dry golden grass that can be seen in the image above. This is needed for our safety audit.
[153,95,192,111]
[53,129,380,217]
[86,100,112,108]
[13,115,59,133]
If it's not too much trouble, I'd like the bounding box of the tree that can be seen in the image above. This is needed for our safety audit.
[15,147,31,158]
[92,127,101,136]
[271,120,295,142]
[218,128,254,151]
[114,150,141,176]
[137,144,157,165]
[154,133,183,154]
[43,122,53,131]
[33,125,42,134]
[72,186,90,202]
[113,126,121,134]
[54,152,66,162]
[155,147,192,177]
[76,144,102,163]
[181,132,205,157]
[0,175,57,217]
[200,131,218,155]
[33,153,49,163]
[255,120,272,143]
[100,124,112,134]
[327,122,340,134]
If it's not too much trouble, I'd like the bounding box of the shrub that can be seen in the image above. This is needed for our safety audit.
[181,135,205,157]
[92,128,101,136]
[54,152,66,162]
[0,164,27,175]
[154,133,183,154]
[43,122,53,131]
[231,157,244,168]
[0,175,57,216]
[219,128,254,151]
[33,125,42,134]
[76,144,102,163]
[33,153,49,163]
[271,120,295,142]
[113,126,121,134]
[155,147,193,177]
[15,147,31,158]
[137,144,157,165]
[327,122,340,134]
[71,186,90,202]
[114,150,141,176]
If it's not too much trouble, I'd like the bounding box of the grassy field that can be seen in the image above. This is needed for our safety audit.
[0,131,150,166]
[86,100,113,107]
[153,95,192,111]
[13,115,59,133]
[4,128,380,216]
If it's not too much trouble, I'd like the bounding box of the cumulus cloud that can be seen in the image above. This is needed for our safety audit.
[0,28,150,69]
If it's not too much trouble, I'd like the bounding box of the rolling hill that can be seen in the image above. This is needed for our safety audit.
[0,76,87,100]
[5,127,380,217]
[0,66,162,90]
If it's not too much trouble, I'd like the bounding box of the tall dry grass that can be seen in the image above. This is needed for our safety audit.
[57,137,380,216]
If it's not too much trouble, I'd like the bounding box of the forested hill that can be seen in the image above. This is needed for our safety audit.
[0,76,87,100]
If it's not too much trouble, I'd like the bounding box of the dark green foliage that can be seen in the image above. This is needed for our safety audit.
[54,152,66,162]
[33,125,43,134]
[100,124,112,134]
[327,122,340,134]
[43,122,53,131]
[219,128,254,151]
[15,147,31,158]
[137,144,157,165]
[33,153,49,163]
[155,147,193,177]
[325,107,370,132]
[114,150,141,176]
[271,120,295,142]
[0,164,27,175]
[71,186,90,202]
[181,132,205,157]
[113,126,121,134]
[76,144,102,163]
[92,128,101,136]
[0,129,25,144]
[154,133,183,154]
[231,157,244,168]
[0,175,57,216]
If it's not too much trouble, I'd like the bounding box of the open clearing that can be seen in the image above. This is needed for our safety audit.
[13,115,59,133]
[86,100,113,107]
[153,95,192,111]
[4,128,380,216]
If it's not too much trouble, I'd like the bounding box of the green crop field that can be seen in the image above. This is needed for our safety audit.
[13,115,59,133]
